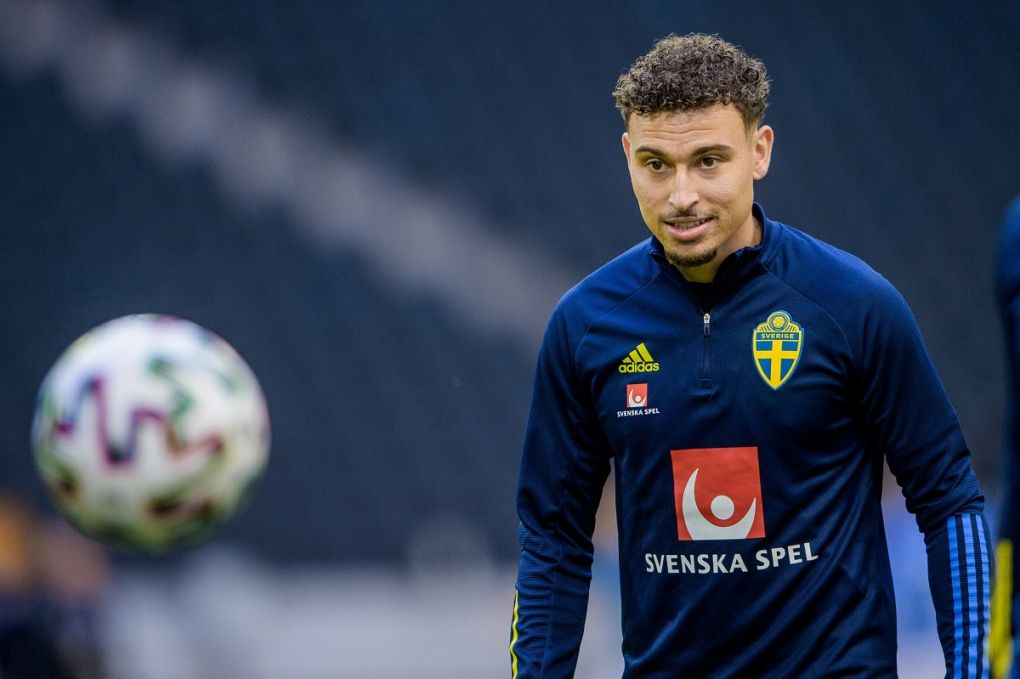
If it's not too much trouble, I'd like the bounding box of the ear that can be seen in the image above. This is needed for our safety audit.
[752,125,774,180]
[622,131,632,159]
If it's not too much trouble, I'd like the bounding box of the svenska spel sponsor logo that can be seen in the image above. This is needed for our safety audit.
[626,383,648,408]
[618,342,659,374]
[617,383,659,418]
[669,446,765,541]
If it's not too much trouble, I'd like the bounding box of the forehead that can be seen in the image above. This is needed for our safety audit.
[627,105,748,151]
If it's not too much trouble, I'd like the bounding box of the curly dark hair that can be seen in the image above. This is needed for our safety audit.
[613,33,770,129]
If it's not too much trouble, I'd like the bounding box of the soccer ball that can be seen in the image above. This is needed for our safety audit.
[31,315,270,553]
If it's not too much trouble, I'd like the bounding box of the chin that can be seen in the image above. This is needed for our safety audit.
[666,247,717,270]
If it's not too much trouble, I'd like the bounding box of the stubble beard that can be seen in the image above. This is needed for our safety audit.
[659,210,719,271]
[665,246,717,271]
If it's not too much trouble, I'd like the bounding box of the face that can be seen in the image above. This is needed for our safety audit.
[622,104,773,282]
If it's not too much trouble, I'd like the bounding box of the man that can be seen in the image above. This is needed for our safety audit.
[511,34,990,677]
[991,196,1020,679]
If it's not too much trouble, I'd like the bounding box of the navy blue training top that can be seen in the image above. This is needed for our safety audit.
[512,204,988,678]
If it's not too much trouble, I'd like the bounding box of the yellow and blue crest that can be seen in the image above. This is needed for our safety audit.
[752,311,804,390]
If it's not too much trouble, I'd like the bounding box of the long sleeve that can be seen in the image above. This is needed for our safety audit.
[852,273,990,676]
[511,306,612,678]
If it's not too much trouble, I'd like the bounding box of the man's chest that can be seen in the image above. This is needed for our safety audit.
[576,281,858,456]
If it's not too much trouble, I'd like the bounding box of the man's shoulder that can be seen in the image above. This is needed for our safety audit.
[553,238,661,325]
[538,239,661,354]
[764,218,916,346]
[767,219,898,307]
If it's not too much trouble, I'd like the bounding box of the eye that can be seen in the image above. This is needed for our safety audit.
[699,156,721,169]
[645,159,667,172]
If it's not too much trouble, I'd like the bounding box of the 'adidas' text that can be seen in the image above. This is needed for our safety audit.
[619,362,660,374]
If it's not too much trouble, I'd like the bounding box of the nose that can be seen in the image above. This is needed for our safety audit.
[669,171,699,212]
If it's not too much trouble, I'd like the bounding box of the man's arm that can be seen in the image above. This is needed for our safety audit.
[854,276,990,677]
[511,306,612,679]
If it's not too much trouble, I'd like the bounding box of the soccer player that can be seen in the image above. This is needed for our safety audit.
[991,196,1020,679]
[510,34,991,677]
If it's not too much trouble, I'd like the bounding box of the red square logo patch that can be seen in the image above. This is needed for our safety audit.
[626,383,648,409]
[670,446,765,541]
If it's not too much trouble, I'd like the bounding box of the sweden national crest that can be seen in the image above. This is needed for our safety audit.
[753,311,803,390]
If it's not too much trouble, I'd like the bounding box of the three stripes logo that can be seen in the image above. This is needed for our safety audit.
[618,342,660,374]
[947,513,991,679]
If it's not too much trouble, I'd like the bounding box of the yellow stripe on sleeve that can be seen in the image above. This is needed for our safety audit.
[510,589,520,678]
[990,539,1013,679]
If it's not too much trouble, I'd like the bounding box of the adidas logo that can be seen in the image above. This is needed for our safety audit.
[618,342,660,374]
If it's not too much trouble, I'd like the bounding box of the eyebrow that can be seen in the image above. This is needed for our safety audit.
[634,144,734,157]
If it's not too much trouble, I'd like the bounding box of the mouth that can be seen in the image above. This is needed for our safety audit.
[663,216,714,242]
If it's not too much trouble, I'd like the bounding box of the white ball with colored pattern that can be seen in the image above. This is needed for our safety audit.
[32,315,270,553]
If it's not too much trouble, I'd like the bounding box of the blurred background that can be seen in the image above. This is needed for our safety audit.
[0,0,1018,677]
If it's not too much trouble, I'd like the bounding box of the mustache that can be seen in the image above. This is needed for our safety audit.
[663,211,714,221]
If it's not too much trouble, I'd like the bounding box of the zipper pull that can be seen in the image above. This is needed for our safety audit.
[703,313,711,336]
